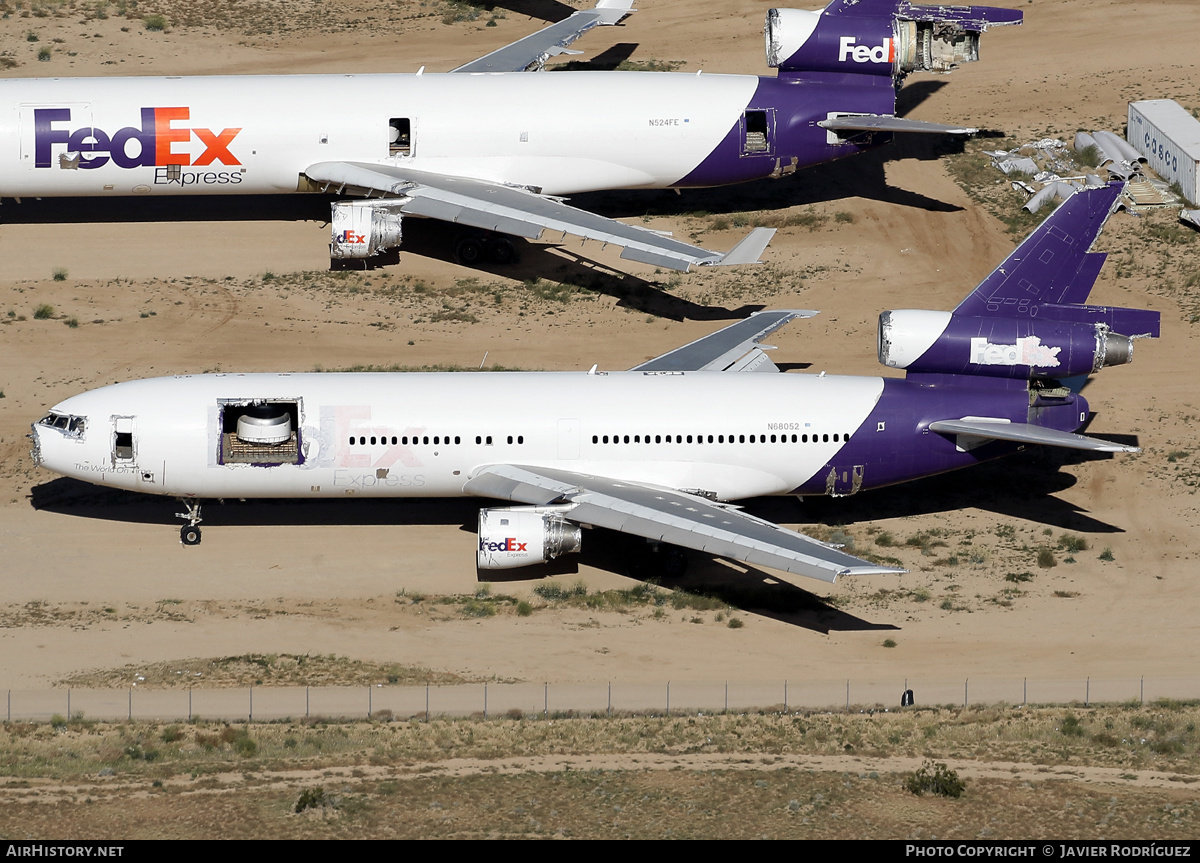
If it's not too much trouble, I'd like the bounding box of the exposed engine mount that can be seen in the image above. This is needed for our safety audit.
[330,200,405,259]
[477,507,583,571]
[878,309,1136,379]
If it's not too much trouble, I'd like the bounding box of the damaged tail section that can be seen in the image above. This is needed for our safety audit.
[764,0,1022,83]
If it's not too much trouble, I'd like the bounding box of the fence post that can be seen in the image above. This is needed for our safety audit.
[845,679,849,711]
[128,687,132,721]
[666,681,670,717]
[1023,677,1027,706]
[306,686,309,718]
[608,682,611,718]
[425,684,430,723]
[1086,677,1090,707]
[784,680,788,714]
[189,687,192,722]
[964,678,968,707]
[249,686,253,723]
[724,681,728,714]
[1141,676,1144,705]
[368,685,372,720]
[544,682,548,719]
[484,682,488,720]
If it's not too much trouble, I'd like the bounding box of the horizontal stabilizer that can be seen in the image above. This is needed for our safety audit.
[929,419,1138,453]
[819,115,977,136]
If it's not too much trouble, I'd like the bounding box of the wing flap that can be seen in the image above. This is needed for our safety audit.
[451,0,634,74]
[929,419,1138,453]
[464,464,904,583]
[304,161,772,272]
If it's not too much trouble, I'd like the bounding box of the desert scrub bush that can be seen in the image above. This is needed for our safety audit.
[52,267,67,281]
[33,303,54,319]
[1036,547,1057,568]
[143,13,164,30]
[1058,533,1088,553]
[1099,547,1115,561]
[295,786,330,813]
[905,760,964,798]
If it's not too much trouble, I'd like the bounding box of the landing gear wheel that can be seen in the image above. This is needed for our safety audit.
[487,238,516,265]
[454,236,484,266]
[181,524,202,546]
[661,547,689,578]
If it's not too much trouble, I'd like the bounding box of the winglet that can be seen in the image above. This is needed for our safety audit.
[713,227,777,266]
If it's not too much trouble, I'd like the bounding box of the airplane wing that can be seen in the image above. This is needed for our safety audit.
[304,161,774,272]
[463,464,904,583]
[630,310,816,372]
[928,419,1139,453]
[451,0,635,73]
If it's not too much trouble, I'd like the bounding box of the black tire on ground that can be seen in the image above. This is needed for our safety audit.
[487,238,516,265]
[181,525,202,546]
[454,236,485,266]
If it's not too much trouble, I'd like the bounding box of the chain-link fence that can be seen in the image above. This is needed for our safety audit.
[5,676,1198,723]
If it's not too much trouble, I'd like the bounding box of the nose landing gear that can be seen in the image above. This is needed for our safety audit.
[176,499,203,546]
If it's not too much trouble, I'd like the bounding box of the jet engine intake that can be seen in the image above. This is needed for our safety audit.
[329,200,405,259]
[477,507,583,571]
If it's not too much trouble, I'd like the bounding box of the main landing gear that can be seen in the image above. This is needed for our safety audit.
[454,233,517,267]
[176,499,203,546]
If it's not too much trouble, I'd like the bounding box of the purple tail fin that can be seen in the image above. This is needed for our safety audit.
[954,183,1159,338]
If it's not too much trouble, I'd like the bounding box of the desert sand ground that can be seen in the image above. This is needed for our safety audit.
[0,0,1199,704]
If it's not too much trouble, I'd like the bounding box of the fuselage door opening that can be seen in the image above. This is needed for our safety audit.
[741,109,775,157]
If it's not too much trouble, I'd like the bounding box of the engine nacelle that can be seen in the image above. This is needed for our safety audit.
[878,309,1135,379]
[477,507,583,571]
[329,200,404,259]
[764,5,1015,78]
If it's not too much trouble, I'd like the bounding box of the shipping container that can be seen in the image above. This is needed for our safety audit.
[1128,99,1200,205]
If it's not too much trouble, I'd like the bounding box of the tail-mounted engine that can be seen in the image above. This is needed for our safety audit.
[764,3,1022,81]
[873,309,1132,379]
[877,310,1139,380]
[330,200,405,259]
[477,507,583,571]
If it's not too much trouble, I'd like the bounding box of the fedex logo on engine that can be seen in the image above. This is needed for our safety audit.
[33,107,242,170]
[338,230,367,245]
[838,36,894,64]
[479,537,528,553]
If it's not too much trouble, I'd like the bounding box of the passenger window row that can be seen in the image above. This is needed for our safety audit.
[347,434,525,446]
[590,432,850,445]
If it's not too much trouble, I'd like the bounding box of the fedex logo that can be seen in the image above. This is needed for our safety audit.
[480,537,528,553]
[338,230,367,245]
[838,36,894,64]
[34,107,242,170]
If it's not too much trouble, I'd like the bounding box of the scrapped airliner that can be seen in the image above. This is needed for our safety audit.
[0,0,1020,271]
[31,184,1157,583]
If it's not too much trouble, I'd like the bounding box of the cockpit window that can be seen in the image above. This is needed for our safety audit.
[38,412,86,436]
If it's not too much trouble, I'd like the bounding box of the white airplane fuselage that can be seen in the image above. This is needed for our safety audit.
[0,72,802,199]
[33,370,900,502]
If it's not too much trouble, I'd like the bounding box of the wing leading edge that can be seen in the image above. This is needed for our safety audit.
[304,161,774,272]
[463,464,904,584]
